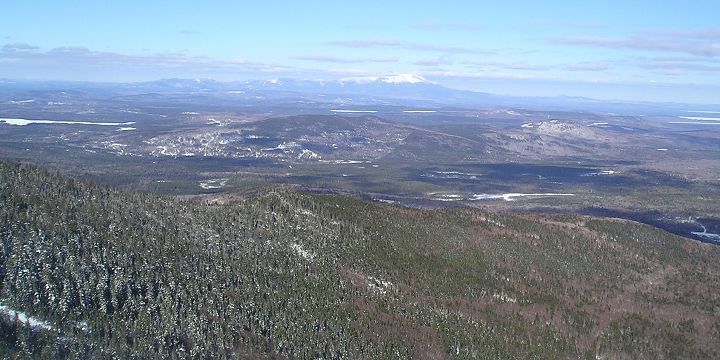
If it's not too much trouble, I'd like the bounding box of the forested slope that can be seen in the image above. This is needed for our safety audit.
[0,161,718,359]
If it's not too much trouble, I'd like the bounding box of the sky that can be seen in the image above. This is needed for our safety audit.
[1,0,719,104]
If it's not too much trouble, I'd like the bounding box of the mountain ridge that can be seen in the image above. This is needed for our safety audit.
[0,160,718,358]
[2,77,718,114]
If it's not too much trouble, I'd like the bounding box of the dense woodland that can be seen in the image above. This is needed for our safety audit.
[0,161,719,359]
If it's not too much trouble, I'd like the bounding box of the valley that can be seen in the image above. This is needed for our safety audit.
[1,79,719,244]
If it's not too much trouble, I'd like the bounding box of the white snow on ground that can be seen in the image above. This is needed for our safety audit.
[262,142,300,152]
[691,224,720,242]
[0,118,135,126]
[330,109,378,113]
[492,292,518,303]
[475,215,506,227]
[8,99,35,104]
[432,194,465,202]
[521,123,534,128]
[118,127,136,131]
[374,199,398,204]
[582,170,615,176]
[0,304,54,330]
[367,276,394,295]
[182,111,200,115]
[588,122,608,126]
[75,321,89,333]
[426,171,481,179]
[657,148,668,151]
[295,208,316,217]
[678,116,720,121]
[319,159,368,164]
[297,149,320,159]
[157,146,173,156]
[669,122,720,125]
[291,243,316,261]
[470,193,574,202]
[199,178,228,189]
[103,143,127,153]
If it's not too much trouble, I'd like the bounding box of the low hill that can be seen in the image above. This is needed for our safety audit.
[0,161,718,358]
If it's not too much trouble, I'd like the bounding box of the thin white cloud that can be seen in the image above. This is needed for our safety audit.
[553,29,720,57]
[0,43,292,80]
[291,55,399,64]
[564,63,609,71]
[2,43,39,52]
[638,62,720,72]
[609,56,720,74]
[413,55,453,67]
[327,39,491,55]
[529,20,607,29]
[179,29,201,36]
[466,60,609,72]
[410,22,484,32]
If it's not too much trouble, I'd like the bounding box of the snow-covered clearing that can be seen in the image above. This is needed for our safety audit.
[0,118,135,126]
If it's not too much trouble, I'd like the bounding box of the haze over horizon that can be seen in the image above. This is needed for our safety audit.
[2,0,719,104]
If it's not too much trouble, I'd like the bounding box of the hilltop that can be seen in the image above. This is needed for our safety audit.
[0,161,718,358]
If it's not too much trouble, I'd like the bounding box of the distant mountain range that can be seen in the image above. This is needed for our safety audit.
[1,76,718,115]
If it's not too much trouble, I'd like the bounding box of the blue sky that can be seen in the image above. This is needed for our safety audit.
[1,0,719,103]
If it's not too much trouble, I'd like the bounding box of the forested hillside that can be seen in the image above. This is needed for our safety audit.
[0,161,718,359]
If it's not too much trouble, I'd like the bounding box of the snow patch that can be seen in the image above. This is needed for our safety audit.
[0,304,54,330]
[291,243,316,261]
[262,142,300,152]
[379,74,434,84]
[374,198,398,204]
[669,121,720,125]
[678,116,720,121]
[492,292,517,303]
[330,109,378,113]
[297,149,320,160]
[0,118,135,126]
[470,193,574,202]
[582,170,615,176]
[367,276,394,295]
[691,224,720,242]
[431,193,465,202]
[424,171,481,180]
[319,159,368,164]
[207,118,224,126]
[199,178,228,189]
